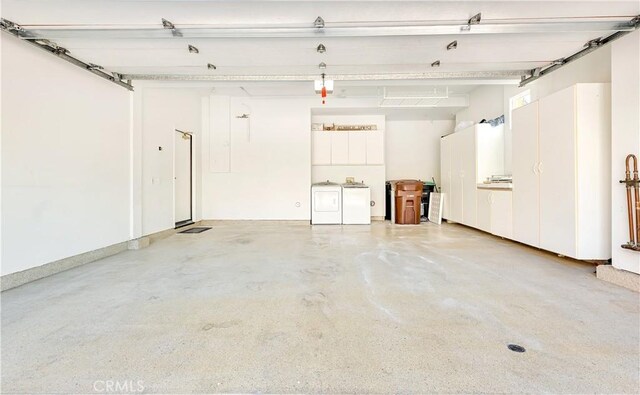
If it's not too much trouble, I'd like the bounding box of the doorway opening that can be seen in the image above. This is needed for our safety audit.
[175,129,193,228]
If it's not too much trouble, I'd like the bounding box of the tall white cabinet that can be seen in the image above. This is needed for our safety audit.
[440,124,505,227]
[511,83,611,260]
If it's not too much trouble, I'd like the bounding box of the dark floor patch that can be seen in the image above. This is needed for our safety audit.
[508,344,526,353]
[179,227,211,234]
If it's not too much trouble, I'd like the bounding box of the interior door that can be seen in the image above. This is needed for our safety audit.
[539,86,577,257]
[512,102,540,247]
[175,130,192,227]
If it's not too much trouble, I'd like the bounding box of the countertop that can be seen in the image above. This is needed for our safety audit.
[477,183,513,190]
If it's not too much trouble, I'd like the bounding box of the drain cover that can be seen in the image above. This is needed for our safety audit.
[508,344,526,353]
[179,227,211,234]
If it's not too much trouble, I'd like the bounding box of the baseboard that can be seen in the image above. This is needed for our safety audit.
[1,241,128,292]
[596,265,640,292]
[1,222,204,292]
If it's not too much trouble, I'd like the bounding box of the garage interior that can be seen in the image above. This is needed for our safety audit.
[1,1,640,393]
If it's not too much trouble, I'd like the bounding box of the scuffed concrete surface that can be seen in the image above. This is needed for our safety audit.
[2,221,639,394]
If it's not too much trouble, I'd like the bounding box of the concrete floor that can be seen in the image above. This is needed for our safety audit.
[2,221,639,394]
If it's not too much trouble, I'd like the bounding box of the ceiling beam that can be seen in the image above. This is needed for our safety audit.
[121,71,524,82]
[18,19,637,39]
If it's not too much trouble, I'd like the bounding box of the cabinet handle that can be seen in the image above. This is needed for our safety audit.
[538,162,544,174]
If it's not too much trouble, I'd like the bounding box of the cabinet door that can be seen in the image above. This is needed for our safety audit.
[312,131,332,165]
[440,136,452,220]
[449,133,464,223]
[491,191,513,239]
[330,132,349,165]
[539,86,577,258]
[460,128,477,228]
[348,132,367,164]
[477,189,492,233]
[366,131,384,165]
[512,102,540,247]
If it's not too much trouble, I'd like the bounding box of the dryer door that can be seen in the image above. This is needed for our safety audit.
[314,190,340,212]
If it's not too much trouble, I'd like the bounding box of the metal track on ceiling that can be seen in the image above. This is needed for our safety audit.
[13,18,638,39]
[120,71,526,82]
[0,18,134,91]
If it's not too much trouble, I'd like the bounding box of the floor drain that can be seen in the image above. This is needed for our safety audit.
[508,344,526,353]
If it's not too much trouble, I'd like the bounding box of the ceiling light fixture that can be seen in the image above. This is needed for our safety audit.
[314,16,325,29]
[446,40,458,50]
[188,44,199,54]
[461,12,482,31]
[207,63,217,70]
[161,18,175,30]
[431,60,441,67]
[319,62,327,70]
[469,13,482,25]
[317,43,326,53]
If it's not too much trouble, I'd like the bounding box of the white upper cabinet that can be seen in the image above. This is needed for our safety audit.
[366,131,385,165]
[348,132,367,164]
[330,133,350,165]
[311,130,332,165]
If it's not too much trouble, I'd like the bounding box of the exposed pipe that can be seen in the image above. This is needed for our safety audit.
[621,154,640,252]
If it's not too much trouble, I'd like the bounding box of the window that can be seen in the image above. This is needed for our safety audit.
[509,90,531,128]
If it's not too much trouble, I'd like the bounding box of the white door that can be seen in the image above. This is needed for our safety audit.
[449,133,464,223]
[460,128,477,227]
[491,191,513,239]
[440,136,452,220]
[312,131,331,165]
[477,189,492,233]
[348,132,367,164]
[539,86,577,257]
[331,132,349,165]
[512,102,540,247]
[175,131,192,225]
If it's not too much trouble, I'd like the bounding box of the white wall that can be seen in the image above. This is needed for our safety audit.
[611,30,640,275]
[455,85,505,126]
[133,86,204,236]
[385,120,454,185]
[1,34,131,275]
[202,96,312,220]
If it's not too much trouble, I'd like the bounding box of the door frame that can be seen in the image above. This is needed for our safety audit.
[174,128,193,228]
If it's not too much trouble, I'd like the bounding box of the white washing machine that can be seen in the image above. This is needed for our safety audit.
[311,182,342,224]
[342,183,371,224]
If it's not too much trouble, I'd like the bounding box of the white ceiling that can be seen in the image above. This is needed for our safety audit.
[2,0,638,97]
